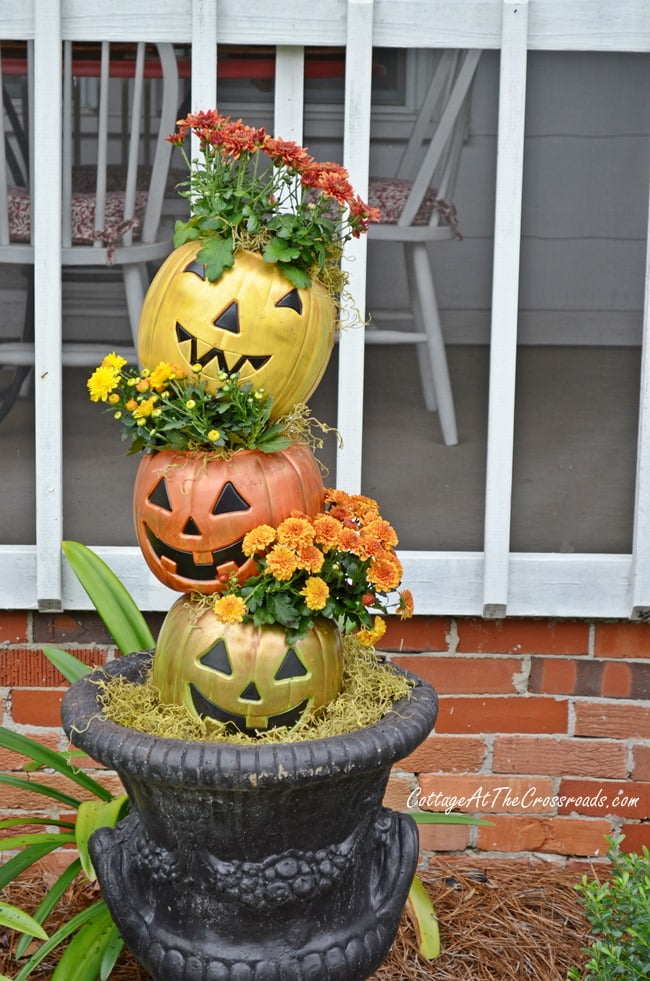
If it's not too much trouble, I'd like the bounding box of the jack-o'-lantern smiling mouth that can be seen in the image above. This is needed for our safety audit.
[144,526,245,582]
[172,272,307,375]
[189,684,310,734]
[175,323,272,375]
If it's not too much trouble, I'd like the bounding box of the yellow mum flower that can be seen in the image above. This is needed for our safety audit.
[242,524,277,557]
[213,594,247,624]
[300,576,329,611]
[356,616,386,647]
[101,352,127,371]
[265,544,298,581]
[148,361,176,392]
[87,365,120,402]
[133,396,157,419]
[208,429,221,442]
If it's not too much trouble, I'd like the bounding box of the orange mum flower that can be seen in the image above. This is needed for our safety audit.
[348,193,381,235]
[263,136,313,171]
[301,160,350,195]
[213,594,247,624]
[296,544,325,574]
[300,576,330,611]
[354,535,383,561]
[313,514,342,550]
[325,487,354,506]
[215,119,266,158]
[337,527,364,556]
[367,553,403,592]
[350,493,380,516]
[265,544,299,581]
[242,524,277,557]
[328,504,354,524]
[398,589,415,620]
[361,518,398,549]
[356,616,386,647]
[277,516,316,550]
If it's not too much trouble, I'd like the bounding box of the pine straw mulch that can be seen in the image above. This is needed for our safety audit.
[1,858,599,980]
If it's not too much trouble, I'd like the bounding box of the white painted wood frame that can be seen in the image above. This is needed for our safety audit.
[0,0,649,621]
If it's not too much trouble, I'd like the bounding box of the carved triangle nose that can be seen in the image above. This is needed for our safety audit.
[240,681,262,702]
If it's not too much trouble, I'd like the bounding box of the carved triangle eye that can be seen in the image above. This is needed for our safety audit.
[175,322,192,344]
[183,259,208,279]
[213,482,250,515]
[275,289,302,315]
[183,517,201,536]
[274,648,308,680]
[200,640,233,676]
[149,478,172,511]
[214,301,240,334]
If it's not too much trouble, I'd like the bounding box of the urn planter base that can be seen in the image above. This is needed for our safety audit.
[61,652,438,981]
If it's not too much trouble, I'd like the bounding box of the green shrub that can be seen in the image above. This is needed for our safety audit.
[568,834,650,980]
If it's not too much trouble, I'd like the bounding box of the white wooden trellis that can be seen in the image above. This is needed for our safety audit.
[0,0,649,620]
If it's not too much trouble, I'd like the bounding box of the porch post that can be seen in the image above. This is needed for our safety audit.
[481,0,529,617]
[630,157,650,615]
[336,0,374,493]
[34,0,63,610]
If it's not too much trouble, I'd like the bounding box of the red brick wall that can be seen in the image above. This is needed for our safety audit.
[2,610,649,862]
[379,615,650,860]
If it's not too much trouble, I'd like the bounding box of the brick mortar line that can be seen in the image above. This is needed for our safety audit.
[587,621,596,657]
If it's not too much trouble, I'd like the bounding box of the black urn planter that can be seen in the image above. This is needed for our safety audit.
[61,652,438,981]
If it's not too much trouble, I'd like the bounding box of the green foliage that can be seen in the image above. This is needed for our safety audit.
[88,358,293,458]
[407,811,492,960]
[61,541,154,656]
[168,109,378,287]
[407,876,440,959]
[0,727,127,979]
[195,232,235,282]
[568,835,650,980]
[213,488,413,644]
[0,902,48,941]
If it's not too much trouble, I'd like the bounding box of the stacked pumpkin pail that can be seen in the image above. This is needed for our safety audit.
[134,242,342,735]
[75,113,437,981]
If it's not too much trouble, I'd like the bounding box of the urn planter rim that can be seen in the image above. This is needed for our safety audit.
[61,650,438,789]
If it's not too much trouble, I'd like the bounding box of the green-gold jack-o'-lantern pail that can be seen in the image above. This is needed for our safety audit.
[152,594,344,734]
[137,244,336,419]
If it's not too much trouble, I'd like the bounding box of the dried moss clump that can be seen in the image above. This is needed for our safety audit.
[96,636,413,745]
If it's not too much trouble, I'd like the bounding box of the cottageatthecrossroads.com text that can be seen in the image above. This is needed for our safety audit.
[406,785,640,813]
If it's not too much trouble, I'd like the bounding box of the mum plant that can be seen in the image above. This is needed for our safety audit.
[167,109,380,288]
[211,487,414,644]
[87,353,293,456]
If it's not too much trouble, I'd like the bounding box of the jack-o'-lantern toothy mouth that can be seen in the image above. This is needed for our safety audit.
[144,526,245,582]
[175,323,272,375]
[189,684,310,734]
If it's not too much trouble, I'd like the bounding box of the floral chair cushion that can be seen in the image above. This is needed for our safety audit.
[7,185,149,262]
[368,177,461,238]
